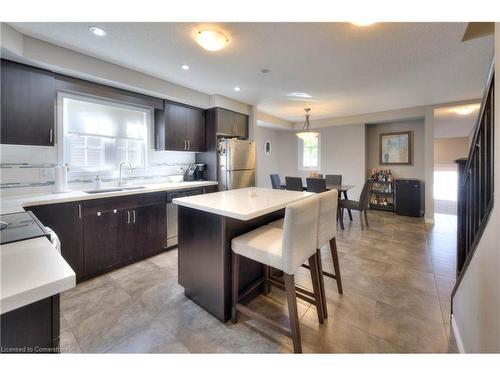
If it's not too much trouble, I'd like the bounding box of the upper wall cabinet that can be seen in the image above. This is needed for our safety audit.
[155,101,206,152]
[1,60,56,146]
[211,107,249,138]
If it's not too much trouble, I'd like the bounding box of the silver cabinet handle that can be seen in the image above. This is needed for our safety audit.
[187,140,191,150]
[49,129,54,143]
[132,209,136,223]
[184,140,187,150]
[78,204,82,219]
[127,210,131,224]
[235,124,238,134]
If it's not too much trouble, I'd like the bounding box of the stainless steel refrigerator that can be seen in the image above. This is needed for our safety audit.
[218,138,256,190]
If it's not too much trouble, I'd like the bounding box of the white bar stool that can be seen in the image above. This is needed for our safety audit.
[268,189,343,319]
[231,196,322,353]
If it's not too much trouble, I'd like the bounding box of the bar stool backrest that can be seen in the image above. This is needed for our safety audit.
[281,196,319,274]
[316,189,338,248]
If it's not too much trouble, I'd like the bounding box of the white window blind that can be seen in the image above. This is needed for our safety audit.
[62,95,149,172]
[298,135,321,170]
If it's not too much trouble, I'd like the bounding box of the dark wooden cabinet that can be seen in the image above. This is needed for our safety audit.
[133,203,167,258]
[28,202,84,279]
[1,59,56,146]
[155,101,206,152]
[186,107,206,151]
[212,107,248,138]
[1,296,60,353]
[83,207,125,276]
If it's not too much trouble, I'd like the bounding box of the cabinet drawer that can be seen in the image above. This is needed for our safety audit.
[83,192,166,215]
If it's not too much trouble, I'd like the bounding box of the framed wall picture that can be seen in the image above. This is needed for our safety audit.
[379,131,412,165]
[264,140,272,156]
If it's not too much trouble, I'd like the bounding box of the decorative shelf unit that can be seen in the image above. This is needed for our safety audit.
[369,169,394,212]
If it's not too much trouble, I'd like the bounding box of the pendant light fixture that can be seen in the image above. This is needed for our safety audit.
[296,108,319,140]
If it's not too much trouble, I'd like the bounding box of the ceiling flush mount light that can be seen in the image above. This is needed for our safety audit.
[287,92,312,99]
[452,104,480,115]
[296,108,319,140]
[89,26,106,36]
[181,64,190,70]
[351,22,375,27]
[233,86,241,92]
[196,30,229,51]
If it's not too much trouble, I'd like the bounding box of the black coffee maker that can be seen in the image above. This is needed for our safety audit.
[194,164,205,180]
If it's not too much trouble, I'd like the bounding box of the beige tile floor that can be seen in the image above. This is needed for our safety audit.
[59,210,459,353]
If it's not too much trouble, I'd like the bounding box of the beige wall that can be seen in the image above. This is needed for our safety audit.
[452,25,500,353]
[434,137,469,165]
[366,120,426,181]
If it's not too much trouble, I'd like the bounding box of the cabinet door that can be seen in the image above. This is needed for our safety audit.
[233,112,249,138]
[132,203,167,258]
[1,60,55,146]
[215,108,236,136]
[83,208,128,276]
[186,107,206,151]
[154,108,166,150]
[164,102,187,151]
[28,202,84,279]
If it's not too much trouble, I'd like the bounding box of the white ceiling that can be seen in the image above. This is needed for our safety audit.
[434,103,480,138]
[9,22,494,122]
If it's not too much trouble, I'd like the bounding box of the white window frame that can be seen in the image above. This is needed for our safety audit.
[298,134,321,171]
[57,92,151,176]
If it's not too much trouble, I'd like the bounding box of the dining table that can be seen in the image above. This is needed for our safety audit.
[279,183,355,230]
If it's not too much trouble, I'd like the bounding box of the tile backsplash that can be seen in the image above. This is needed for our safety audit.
[0,144,196,197]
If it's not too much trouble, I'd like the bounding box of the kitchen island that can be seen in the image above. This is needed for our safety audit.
[173,187,312,322]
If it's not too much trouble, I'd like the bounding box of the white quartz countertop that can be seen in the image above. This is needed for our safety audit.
[173,187,313,221]
[1,237,76,314]
[0,180,218,215]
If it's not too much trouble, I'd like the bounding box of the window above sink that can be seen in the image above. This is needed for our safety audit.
[59,93,150,173]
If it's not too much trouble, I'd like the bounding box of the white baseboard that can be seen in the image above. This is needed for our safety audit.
[451,314,465,353]
[425,217,435,224]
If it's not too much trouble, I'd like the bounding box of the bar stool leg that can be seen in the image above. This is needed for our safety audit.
[315,249,328,319]
[329,238,343,294]
[231,253,240,324]
[283,273,302,353]
[308,253,325,324]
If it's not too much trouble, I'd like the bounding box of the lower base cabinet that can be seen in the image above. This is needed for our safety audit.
[29,187,211,281]
[0,295,60,354]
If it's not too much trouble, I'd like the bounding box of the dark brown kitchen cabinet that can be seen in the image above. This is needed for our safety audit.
[27,202,84,279]
[83,207,126,276]
[211,107,248,138]
[1,59,56,146]
[132,203,167,258]
[155,101,206,152]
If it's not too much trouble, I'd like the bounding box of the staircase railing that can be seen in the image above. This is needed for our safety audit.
[452,57,495,300]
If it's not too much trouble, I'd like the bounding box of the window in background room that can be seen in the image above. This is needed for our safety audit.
[298,135,320,170]
[60,94,149,172]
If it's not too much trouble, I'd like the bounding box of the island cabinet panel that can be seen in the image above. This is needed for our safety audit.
[1,59,56,146]
[28,202,84,280]
[0,295,60,354]
[178,206,284,322]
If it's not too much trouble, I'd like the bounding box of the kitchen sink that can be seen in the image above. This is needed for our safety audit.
[84,186,146,194]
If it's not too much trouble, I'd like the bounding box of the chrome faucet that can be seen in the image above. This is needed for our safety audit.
[119,161,133,186]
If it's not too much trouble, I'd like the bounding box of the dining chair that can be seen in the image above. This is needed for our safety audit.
[339,180,371,229]
[285,176,304,191]
[326,174,352,221]
[270,174,282,189]
[231,196,323,353]
[306,178,327,193]
[325,174,342,186]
